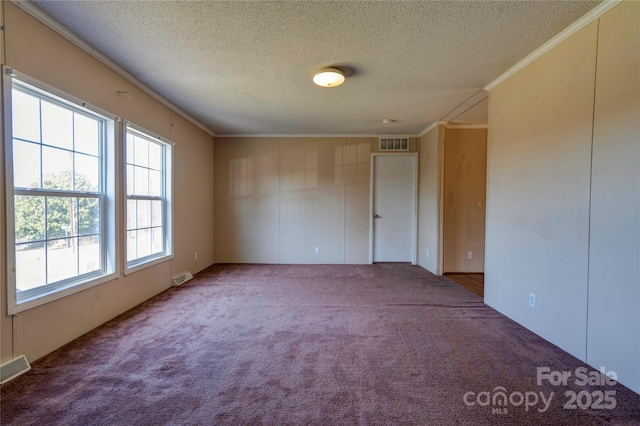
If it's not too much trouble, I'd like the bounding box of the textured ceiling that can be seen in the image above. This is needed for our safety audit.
[31,0,601,135]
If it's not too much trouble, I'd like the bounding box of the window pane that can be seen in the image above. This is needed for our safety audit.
[74,153,99,191]
[41,100,73,150]
[12,89,41,143]
[126,165,134,195]
[134,136,149,167]
[137,200,151,228]
[127,231,137,262]
[151,200,162,227]
[134,166,149,195]
[42,146,72,190]
[47,238,78,283]
[15,195,45,242]
[127,199,137,230]
[47,197,77,239]
[149,142,162,170]
[137,229,152,259]
[149,169,162,196]
[78,197,100,235]
[74,113,99,156]
[13,140,41,188]
[126,133,135,165]
[79,235,100,274]
[15,241,46,292]
[152,227,163,254]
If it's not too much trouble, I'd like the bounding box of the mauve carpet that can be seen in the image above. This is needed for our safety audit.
[1,263,639,425]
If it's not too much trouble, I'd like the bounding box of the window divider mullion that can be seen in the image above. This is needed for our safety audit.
[39,97,43,188]
[44,195,49,286]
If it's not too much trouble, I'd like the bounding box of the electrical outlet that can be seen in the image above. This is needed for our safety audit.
[529,293,536,308]
[467,251,473,259]
[314,247,320,254]
[425,249,429,258]
[194,252,198,261]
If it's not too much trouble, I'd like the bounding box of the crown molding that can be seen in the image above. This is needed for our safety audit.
[484,0,622,91]
[378,134,418,140]
[416,90,488,136]
[418,121,442,138]
[10,0,216,137]
[215,134,420,139]
[439,90,489,124]
[445,124,489,130]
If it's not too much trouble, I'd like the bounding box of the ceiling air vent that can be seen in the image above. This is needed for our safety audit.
[379,137,409,151]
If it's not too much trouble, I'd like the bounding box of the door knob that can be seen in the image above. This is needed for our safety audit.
[374,214,381,219]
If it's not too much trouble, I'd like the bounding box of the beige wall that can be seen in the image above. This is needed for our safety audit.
[1,3,215,363]
[486,0,639,394]
[344,138,372,264]
[170,111,216,273]
[215,137,372,264]
[417,126,442,274]
[214,138,280,263]
[279,138,346,263]
[487,18,597,362]
[587,0,639,395]
[443,128,486,273]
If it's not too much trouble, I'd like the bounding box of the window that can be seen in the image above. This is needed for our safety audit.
[124,124,173,271]
[5,69,117,312]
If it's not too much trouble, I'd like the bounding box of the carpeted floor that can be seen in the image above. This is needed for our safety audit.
[1,263,639,425]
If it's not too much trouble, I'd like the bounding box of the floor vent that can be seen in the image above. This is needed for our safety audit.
[1,355,31,384]
[379,137,409,151]
[172,271,193,286]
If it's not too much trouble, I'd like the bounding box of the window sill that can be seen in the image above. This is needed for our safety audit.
[10,272,120,315]
[124,253,174,276]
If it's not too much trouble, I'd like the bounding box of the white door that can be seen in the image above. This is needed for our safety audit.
[372,155,416,263]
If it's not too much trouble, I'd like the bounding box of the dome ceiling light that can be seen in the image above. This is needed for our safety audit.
[313,68,345,88]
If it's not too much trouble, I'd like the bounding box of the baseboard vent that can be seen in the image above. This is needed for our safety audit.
[1,355,31,384]
[172,271,193,286]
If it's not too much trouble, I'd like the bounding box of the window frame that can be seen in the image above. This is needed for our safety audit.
[123,122,174,275]
[4,67,120,314]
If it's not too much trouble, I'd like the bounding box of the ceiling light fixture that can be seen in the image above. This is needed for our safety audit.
[313,68,345,87]
[382,118,394,124]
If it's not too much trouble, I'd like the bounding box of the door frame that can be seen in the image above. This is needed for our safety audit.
[368,153,419,265]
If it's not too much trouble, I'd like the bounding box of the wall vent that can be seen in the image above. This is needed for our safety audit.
[379,137,409,151]
[1,355,31,384]
[172,271,193,286]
